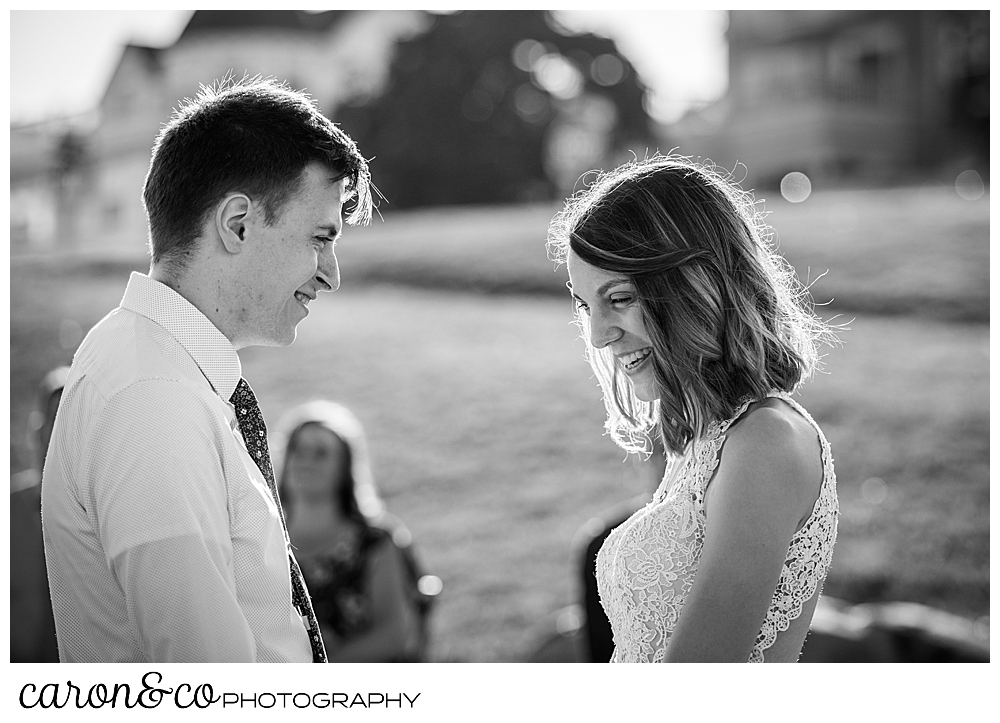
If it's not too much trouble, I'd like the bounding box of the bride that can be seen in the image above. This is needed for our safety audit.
[546,156,839,662]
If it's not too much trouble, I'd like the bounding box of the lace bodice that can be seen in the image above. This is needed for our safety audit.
[595,392,838,662]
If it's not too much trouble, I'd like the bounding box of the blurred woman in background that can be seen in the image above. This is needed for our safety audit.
[546,155,839,662]
[276,400,437,662]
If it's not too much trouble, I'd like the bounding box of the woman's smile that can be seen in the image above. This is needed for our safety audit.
[618,347,653,373]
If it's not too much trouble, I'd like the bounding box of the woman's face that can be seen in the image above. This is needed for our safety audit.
[287,423,348,499]
[566,250,659,402]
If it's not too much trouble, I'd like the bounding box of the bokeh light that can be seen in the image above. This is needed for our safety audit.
[780,171,812,203]
[417,575,443,597]
[860,477,889,506]
[555,606,582,635]
[590,53,624,86]
[955,170,985,201]
[532,53,583,100]
[511,38,545,72]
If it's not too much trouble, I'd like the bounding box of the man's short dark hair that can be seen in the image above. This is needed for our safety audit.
[142,75,372,269]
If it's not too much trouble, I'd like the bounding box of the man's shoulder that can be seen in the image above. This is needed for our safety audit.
[73,307,207,400]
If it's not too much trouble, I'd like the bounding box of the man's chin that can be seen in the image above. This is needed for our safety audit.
[275,327,298,347]
[240,327,298,349]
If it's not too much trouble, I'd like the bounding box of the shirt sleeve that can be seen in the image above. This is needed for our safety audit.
[85,378,256,662]
[114,538,256,662]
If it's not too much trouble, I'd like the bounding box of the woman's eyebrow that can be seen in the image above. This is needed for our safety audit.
[567,277,632,301]
[597,278,632,295]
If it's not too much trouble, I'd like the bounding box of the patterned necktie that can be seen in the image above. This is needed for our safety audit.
[230,378,327,663]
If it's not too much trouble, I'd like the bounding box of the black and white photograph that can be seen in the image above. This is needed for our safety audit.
[8,6,990,716]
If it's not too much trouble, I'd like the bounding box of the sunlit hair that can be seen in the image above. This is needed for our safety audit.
[546,155,835,457]
[274,400,384,524]
[143,74,373,273]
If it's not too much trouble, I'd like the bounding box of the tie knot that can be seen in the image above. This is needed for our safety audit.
[231,377,255,406]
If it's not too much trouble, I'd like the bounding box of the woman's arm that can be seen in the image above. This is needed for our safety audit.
[324,538,420,662]
[663,405,822,662]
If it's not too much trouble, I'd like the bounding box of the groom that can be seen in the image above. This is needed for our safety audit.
[41,77,372,662]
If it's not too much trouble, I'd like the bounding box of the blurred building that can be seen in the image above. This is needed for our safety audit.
[666,10,989,188]
[10,10,655,253]
[10,10,427,256]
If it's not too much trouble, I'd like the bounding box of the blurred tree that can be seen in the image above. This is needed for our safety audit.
[51,130,90,250]
[944,10,988,176]
[336,10,653,208]
[53,131,88,178]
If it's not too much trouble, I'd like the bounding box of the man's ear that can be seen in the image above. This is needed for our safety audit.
[216,194,251,254]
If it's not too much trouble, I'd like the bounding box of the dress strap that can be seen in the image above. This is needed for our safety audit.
[766,390,827,441]
[713,394,759,437]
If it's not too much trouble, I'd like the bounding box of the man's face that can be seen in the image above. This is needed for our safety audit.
[234,163,349,348]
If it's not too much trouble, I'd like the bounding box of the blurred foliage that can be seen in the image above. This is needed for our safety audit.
[946,11,990,169]
[335,10,652,208]
[53,132,88,177]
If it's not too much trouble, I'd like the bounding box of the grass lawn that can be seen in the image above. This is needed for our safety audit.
[9,184,989,660]
[336,183,989,323]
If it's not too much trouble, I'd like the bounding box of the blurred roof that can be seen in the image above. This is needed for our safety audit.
[179,10,351,39]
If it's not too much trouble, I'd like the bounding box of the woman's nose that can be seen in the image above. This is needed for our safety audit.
[589,309,621,349]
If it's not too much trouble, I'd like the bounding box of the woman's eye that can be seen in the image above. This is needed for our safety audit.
[574,299,590,314]
[610,295,633,306]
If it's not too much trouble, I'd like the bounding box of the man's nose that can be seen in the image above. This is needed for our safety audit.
[316,247,340,292]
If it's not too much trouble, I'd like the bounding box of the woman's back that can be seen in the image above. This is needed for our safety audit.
[596,392,838,662]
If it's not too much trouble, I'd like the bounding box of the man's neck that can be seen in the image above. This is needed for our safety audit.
[150,258,239,347]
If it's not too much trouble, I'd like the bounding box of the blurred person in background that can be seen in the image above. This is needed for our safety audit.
[546,155,839,662]
[41,76,372,662]
[276,401,437,662]
[10,366,68,663]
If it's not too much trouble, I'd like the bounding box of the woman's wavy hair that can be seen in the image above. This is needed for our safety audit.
[274,400,384,525]
[546,155,834,457]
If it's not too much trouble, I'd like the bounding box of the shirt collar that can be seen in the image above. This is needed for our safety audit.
[119,272,242,401]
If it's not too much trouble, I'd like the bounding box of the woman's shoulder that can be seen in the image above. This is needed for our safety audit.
[709,396,824,520]
[726,395,820,456]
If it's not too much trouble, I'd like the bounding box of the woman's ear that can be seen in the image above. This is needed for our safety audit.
[216,193,251,253]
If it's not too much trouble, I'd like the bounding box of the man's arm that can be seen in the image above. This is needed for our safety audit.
[89,379,257,662]
[114,538,256,661]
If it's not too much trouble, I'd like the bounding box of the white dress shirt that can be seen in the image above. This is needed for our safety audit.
[41,272,312,662]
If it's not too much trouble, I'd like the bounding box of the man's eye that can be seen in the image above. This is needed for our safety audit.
[574,299,590,314]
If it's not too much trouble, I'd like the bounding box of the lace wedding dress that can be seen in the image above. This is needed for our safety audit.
[595,392,838,662]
